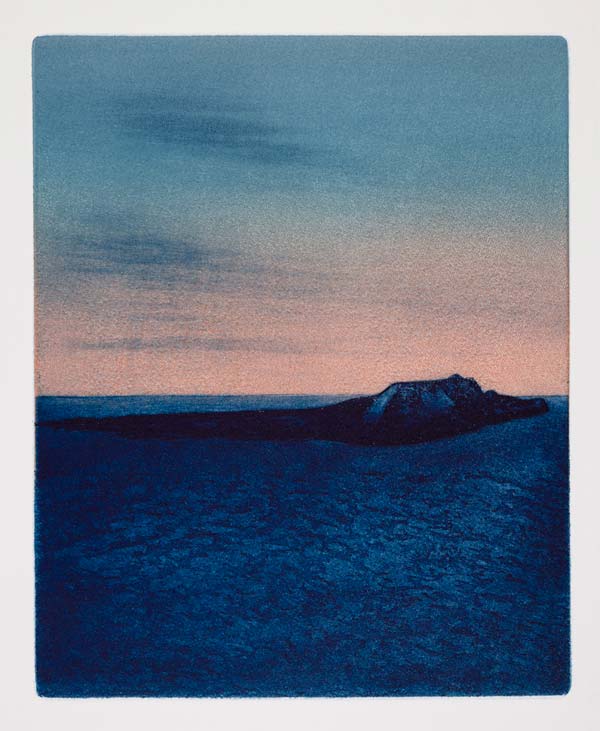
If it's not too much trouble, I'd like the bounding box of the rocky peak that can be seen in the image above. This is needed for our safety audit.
[364,374,484,425]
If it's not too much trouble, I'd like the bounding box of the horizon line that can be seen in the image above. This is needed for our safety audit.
[36,391,569,398]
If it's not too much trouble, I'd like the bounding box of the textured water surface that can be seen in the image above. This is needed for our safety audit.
[35,396,569,696]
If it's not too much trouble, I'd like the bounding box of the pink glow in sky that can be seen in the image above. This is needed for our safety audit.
[34,37,568,396]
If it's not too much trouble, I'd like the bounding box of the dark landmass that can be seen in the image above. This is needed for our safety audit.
[40,374,548,445]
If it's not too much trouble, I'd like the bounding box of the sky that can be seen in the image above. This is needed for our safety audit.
[34,36,568,395]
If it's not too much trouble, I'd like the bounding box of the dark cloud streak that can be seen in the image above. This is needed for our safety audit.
[71,335,309,354]
[114,92,342,168]
[66,232,232,284]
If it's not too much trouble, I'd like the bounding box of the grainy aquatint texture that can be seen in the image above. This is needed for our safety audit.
[34,36,569,696]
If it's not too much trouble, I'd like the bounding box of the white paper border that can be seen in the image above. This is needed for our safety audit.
[2,1,599,729]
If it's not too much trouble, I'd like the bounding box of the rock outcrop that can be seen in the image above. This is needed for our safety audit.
[352,374,548,443]
[43,374,549,445]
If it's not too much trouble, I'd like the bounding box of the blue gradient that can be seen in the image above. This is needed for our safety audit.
[35,36,568,287]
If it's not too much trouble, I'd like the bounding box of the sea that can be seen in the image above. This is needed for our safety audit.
[35,394,570,696]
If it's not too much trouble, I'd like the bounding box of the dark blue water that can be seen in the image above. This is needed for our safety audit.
[36,394,355,421]
[35,396,569,696]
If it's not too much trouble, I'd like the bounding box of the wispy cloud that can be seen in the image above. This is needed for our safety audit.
[66,232,232,284]
[113,92,339,168]
[70,335,309,353]
[36,207,242,287]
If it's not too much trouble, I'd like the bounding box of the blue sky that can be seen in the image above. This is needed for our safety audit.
[34,36,568,395]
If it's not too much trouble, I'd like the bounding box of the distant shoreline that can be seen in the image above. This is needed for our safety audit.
[36,393,568,399]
